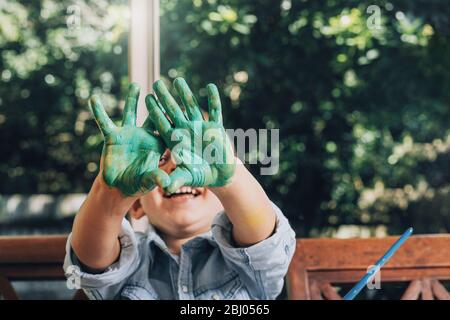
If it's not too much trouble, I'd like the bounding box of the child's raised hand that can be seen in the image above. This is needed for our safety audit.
[145,78,236,193]
[89,83,170,196]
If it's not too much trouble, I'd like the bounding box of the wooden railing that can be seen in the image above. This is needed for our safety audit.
[0,235,86,300]
[287,235,450,300]
[2,234,450,299]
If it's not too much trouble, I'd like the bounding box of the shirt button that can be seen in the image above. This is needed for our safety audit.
[212,294,220,300]
[181,285,188,293]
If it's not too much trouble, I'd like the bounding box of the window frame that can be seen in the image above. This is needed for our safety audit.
[129,0,160,126]
[128,0,160,231]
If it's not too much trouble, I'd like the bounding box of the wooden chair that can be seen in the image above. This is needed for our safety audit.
[287,234,450,300]
[0,235,86,300]
[2,234,450,300]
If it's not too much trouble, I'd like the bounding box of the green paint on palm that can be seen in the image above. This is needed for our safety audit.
[146,77,236,193]
[89,83,170,197]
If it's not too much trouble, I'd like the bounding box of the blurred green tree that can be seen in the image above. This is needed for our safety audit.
[0,0,129,193]
[1,0,450,237]
[159,0,450,236]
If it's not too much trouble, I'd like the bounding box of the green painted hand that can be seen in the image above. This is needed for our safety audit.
[145,78,236,193]
[89,83,170,197]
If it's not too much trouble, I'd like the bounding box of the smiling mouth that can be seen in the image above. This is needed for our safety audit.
[163,186,202,199]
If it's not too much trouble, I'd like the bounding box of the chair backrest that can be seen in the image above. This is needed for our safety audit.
[3,234,450,300]
[287,234,450,300]
[0,235,86,300]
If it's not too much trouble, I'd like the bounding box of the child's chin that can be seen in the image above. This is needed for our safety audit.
[169,210,209,230]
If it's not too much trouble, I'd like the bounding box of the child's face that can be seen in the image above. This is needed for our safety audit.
[135,149,224,238]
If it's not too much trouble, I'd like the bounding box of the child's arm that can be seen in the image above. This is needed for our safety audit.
[71,175,136,270]
[210,159,276,247]
[70,84,169,270]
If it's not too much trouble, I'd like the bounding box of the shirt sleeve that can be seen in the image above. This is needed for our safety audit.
[63,218,140,300]
[211,202,297,299]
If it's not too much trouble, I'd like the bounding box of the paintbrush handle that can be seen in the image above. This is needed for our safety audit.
[343,227,413,300]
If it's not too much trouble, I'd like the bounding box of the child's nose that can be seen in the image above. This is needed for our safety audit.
[159,149,176,174]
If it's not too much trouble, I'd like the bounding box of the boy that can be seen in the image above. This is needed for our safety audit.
[63,78,296,300]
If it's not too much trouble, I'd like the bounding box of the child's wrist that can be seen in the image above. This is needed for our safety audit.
[209,157,243,196]
[92,174,138,217]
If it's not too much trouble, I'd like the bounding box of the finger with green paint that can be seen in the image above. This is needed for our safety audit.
[145,77,236,193]
[89,83,170,197]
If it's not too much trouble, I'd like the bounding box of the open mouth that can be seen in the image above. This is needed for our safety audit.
[163,186,201,199]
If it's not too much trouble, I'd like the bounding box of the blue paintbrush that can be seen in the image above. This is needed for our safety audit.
[343,227,414,300]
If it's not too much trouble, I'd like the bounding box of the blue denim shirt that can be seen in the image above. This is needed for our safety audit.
[63,203,296,300]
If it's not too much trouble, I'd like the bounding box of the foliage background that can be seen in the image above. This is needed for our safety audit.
[1,0,450,237]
